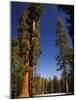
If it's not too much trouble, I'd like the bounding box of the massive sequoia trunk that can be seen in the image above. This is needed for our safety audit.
[19,67,33,97]
[19,71,29,97]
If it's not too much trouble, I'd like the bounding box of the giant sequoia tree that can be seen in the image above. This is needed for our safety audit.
[11,3,43,98]
[17,3,43,97]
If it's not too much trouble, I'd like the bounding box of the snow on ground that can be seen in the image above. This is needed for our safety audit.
[34,92,73,97]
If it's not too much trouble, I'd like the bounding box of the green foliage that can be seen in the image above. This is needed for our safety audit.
[53,76,59,93]
[11,3,43,98]
[56,17,69,69]
[56,17,74,93]
[56,17,69,92]
[11,39,20,98]
[60,75,66,92]
[27,3,44,22]
[33,75,42,95]
[47,78,52,93]
[33,75,71,95]
[18,3,43,64]
[11,39,29,98]
[44,79,48,94]
[57,5,74,46]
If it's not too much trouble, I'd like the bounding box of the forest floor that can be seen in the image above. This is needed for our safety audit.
[34,92,73,97]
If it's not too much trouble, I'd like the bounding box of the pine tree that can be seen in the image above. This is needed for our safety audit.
[41,77,45,94]
[65,47,74,93]
[47,77,52,93]
[44,78,48,94]
[56,17,70,93]
[60,75,66,92]
[33,75,42,95]
[57,5,74,47]
[53,76,59,93]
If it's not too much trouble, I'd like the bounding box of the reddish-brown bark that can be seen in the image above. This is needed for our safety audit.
[19,71,29,97]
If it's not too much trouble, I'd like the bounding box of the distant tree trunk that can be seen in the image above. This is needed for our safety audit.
[64,65,69,93]
[66,80,69,93]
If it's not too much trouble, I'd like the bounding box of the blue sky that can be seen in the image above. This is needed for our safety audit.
[11,2,71,79]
